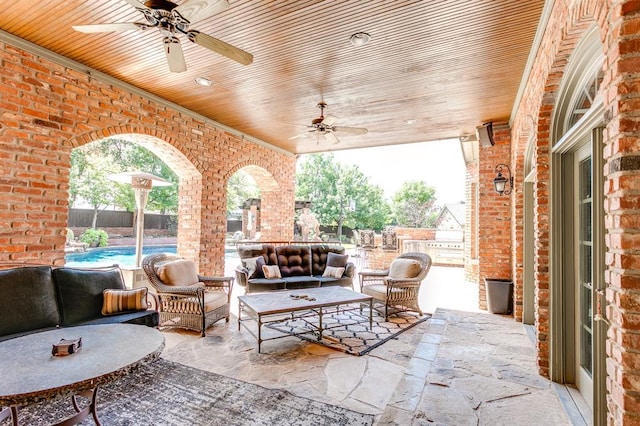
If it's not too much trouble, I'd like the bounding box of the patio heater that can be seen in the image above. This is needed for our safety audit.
[108,172,172,267]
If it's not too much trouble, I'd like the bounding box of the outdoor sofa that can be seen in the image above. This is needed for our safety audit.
[235,243,355,293]
[0,265,158,342]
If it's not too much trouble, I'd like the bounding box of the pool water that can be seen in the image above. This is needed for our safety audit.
[65,245,240,267]
[65,245,178,267]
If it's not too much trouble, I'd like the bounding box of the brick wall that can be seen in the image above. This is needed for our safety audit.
[508,0,640,422]
[0,41,295,275]
[393,227,436,240]
[477,124,512,311]
[602,2,640,423]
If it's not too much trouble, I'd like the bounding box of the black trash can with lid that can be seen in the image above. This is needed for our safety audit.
[484,278,513,314]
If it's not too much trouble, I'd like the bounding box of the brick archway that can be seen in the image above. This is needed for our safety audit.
[225,161,294,242]
[509,0,607,378]
[69,131,206,267]
[0,42,296,273]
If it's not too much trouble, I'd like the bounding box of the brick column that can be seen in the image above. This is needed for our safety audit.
[604,2,640,422]
[477,125,512,310]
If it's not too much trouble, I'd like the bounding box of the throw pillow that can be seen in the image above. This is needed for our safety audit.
[322,266,345,279]
[255,256,266,278]
[102,288,148,315]
[242,256,262,279]
[388,258,422,279]
[262,264,282,279]
[326,252,349,268]
[155,259,199,286]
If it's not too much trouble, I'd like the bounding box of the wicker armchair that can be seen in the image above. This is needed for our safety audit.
[360,252,432,320]
[142,254,234,337]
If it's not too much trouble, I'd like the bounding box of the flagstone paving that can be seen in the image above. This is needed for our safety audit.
[161,308,571,425]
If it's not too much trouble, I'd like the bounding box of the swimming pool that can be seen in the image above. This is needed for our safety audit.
[65,245,239,267]
[65,245,177,267]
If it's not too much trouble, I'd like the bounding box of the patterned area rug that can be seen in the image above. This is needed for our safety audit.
[8,359,374,426]
[266,306,431,356]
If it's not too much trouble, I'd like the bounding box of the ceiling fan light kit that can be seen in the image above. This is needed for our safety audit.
[72,0,253,73]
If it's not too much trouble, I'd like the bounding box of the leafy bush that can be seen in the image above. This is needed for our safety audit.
[80,228,109,247]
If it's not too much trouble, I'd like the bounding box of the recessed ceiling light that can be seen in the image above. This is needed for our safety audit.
[404,119,416,125]
[194,77,213,86]
[350,32,371,47]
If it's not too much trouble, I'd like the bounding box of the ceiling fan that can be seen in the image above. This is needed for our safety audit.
[72,0,253,73]
[290,102,368,144]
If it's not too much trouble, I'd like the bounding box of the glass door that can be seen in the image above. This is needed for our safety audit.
[575,143,593,406]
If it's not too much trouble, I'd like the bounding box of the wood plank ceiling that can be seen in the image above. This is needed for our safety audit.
[0,0,545,154]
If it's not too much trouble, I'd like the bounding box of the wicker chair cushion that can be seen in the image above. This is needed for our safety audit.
[361,284,388,299]
[180,291,228,312]
[388,258,422,279]
[322,266,345,278]
[102,288,148,315]
[203,291,229,311]
[156,259,200,286]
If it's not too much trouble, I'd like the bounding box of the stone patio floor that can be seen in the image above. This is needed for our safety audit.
[160,266,572,425]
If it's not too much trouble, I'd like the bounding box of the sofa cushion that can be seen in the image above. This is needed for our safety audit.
[242,256,265,279]
[237,244,277,265]
[262,265,282,279]
[155,259,200,286]
[311,245,346,276]
[79,310,159,327]
[53,266,126,326]
[388,258,422,279]
[0,266,60,337]
[282,276,321,289]
[322,266,345,279]
[327,252,349,268]
[102,288,148,315]
[276,246,311,277]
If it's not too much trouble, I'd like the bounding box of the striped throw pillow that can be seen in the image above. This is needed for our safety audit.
[102,288,148,315]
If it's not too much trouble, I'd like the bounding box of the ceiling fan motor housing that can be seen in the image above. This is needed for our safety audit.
[144,0,179,10]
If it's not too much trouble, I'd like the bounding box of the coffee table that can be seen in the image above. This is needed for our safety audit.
[0,323,164,426]
[238,287,373,353]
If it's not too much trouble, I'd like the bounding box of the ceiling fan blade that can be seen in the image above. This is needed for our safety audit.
[334,126,368,135]
[289,131,313,140]
[164,37,187,73]
[187,30,253,65]
[324,132,340,144]
[174,0,230,24]
[72,22,145,33]
[322,114,338,126]
[122,0,150,10]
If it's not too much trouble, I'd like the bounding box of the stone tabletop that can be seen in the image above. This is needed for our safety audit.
[0,324,165,406]
[238,287,372,315]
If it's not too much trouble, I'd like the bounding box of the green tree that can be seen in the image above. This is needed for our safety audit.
[69,139,179,227]
[296,153,391,237]
[392,181,438,228]
[69,146,125,228]
[227,171,259,216]
[106,139,178,214]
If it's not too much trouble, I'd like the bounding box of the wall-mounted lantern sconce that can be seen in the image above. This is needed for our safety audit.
[493,164,514,195]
